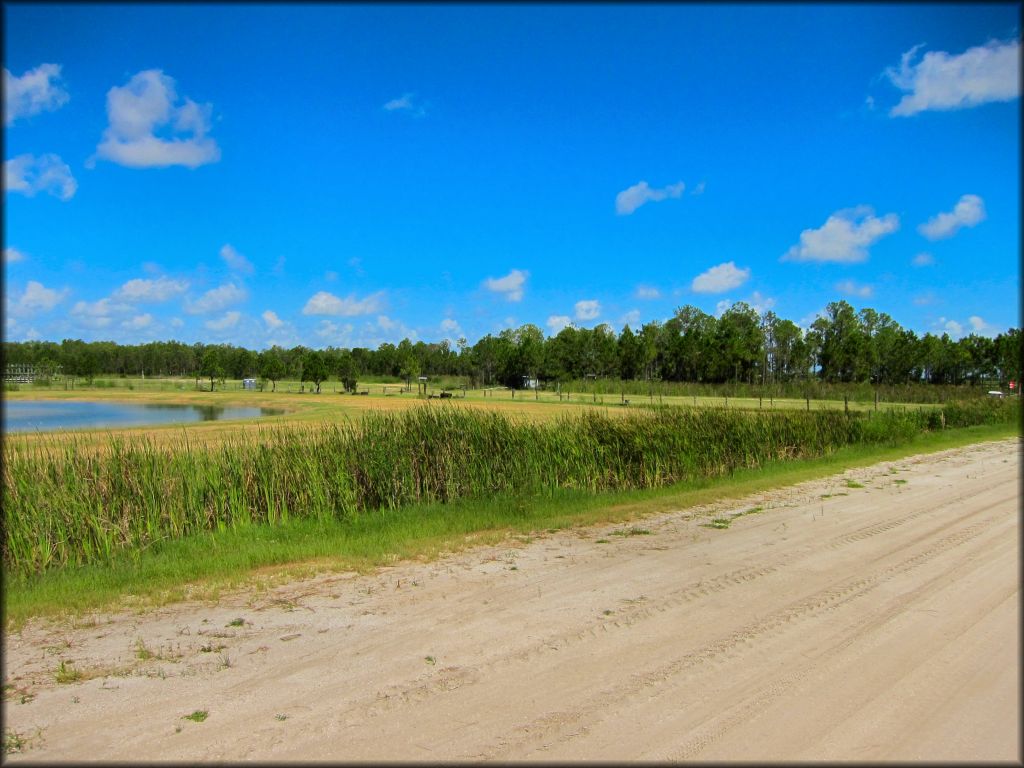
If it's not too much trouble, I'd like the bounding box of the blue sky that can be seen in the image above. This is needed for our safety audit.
[3,3,1020,350]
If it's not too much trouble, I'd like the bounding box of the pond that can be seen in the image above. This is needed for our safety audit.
[2,400,284,434]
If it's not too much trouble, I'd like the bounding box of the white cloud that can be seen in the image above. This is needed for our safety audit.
[262,310,284,330]
[122,313,153,330]
[748,291,776,314]
[615,180,685,215]
[482,269,527,302]
[4,63,69,125]
[4,247,26,263]
[691,261,750,293]
[4,153,77,200]
[13,280,68,315]
[714,299,732,318]
[913,291,938,306]
[575,299,601,321]
[315,320,355,343]
[113,276,189,302]
[205,311,241,331]
[220,244,254,274]
[185,283,247,314]
[912,252,935,267]
[71,297,133,318]
[383,93,425,116]
[169,317,184,328]
[885,39,1020,117]
[835,279,874,299]
[968,315,999,337]
[634,284,661,300]
[302,290,385,316]
[782,205,899,263]
[376,315,398,331]
[937,317,964,337]
[95,69,220,169]
[619,309,642,327]
[918,194,986,240]
[547,315,572,333]
[691,181,706,196]
[440,318,462,339]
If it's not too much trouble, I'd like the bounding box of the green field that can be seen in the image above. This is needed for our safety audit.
[3,386,1019,627]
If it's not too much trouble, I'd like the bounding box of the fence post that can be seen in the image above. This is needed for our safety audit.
[806,395,810,411]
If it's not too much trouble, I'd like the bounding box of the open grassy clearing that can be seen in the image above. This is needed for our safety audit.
[3,397,1018,627]
[3,378,941,450]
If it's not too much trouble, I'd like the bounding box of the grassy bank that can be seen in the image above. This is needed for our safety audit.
[4,418,1018,627]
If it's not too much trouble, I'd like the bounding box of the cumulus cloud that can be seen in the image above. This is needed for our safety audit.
[205,311,241,331]
[615,180,685,215]
[220,244,254,275]
[4,153,77,200]
[4,247,26,263]
[439,318,462,339]
[262,310,284,330]
[575,299,601,321]
[967,315,999,336]
[302,290,385,316]
[714,299,733,318]
[747,291,776,314]
[547,315,572,333]
[885,39,1020,117]
[122,313,153,330]
[782,205,899,263]
[912,252,935,267]
[95,69,220,169]
[12,280,68,315]
[71,297,133,318]
[835,279,874,299]
[937,317,964,337]
[185,283,246,314]
[113,276,189,302]
[4,63,69,125]
[634,284,661,300]
[315,320,355,343]
[482,269,527,302]
[918,194,986,240]
[620,309,642,327]
[691,261,750,293]
[383,92,426,116]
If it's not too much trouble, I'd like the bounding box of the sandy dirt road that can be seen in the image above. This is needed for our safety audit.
[3,438,1019,762]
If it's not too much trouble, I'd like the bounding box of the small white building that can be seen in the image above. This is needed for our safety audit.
[242,378,257,390]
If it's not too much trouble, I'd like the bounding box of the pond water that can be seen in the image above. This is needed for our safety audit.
[2,400,284,433]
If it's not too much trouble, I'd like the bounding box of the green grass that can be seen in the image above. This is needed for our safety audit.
[3,417,1017,627]
[182,710,208,723]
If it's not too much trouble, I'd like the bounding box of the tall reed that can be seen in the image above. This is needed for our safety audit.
[3,399,1018,576]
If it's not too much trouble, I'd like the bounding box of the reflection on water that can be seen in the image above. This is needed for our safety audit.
[2,400,284,433]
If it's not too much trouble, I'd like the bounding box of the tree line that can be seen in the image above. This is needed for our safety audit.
[4,300,1021,391]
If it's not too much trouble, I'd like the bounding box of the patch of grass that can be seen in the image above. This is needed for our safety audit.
[182,710,208,723]
[820,492,849,499]
[703,518,732,530]
[54,661,80,684]
[595,538,611,543]
[135,639,154,660]
[894,479,907,485]
[275,713,288,721]
[845,480,865,488]
[226,618,245,627]
[424,656,436,666]
[3,419,1017,627]
[610,527,651,536]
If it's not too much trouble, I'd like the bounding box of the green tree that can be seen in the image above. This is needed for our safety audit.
[259,348,287,392]
[199,349,225,392]
[301,350,330,393]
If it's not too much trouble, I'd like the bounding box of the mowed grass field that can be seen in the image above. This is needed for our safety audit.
[2,377,937,450]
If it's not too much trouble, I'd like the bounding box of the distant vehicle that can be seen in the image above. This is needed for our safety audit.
[987,390,1006,398]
